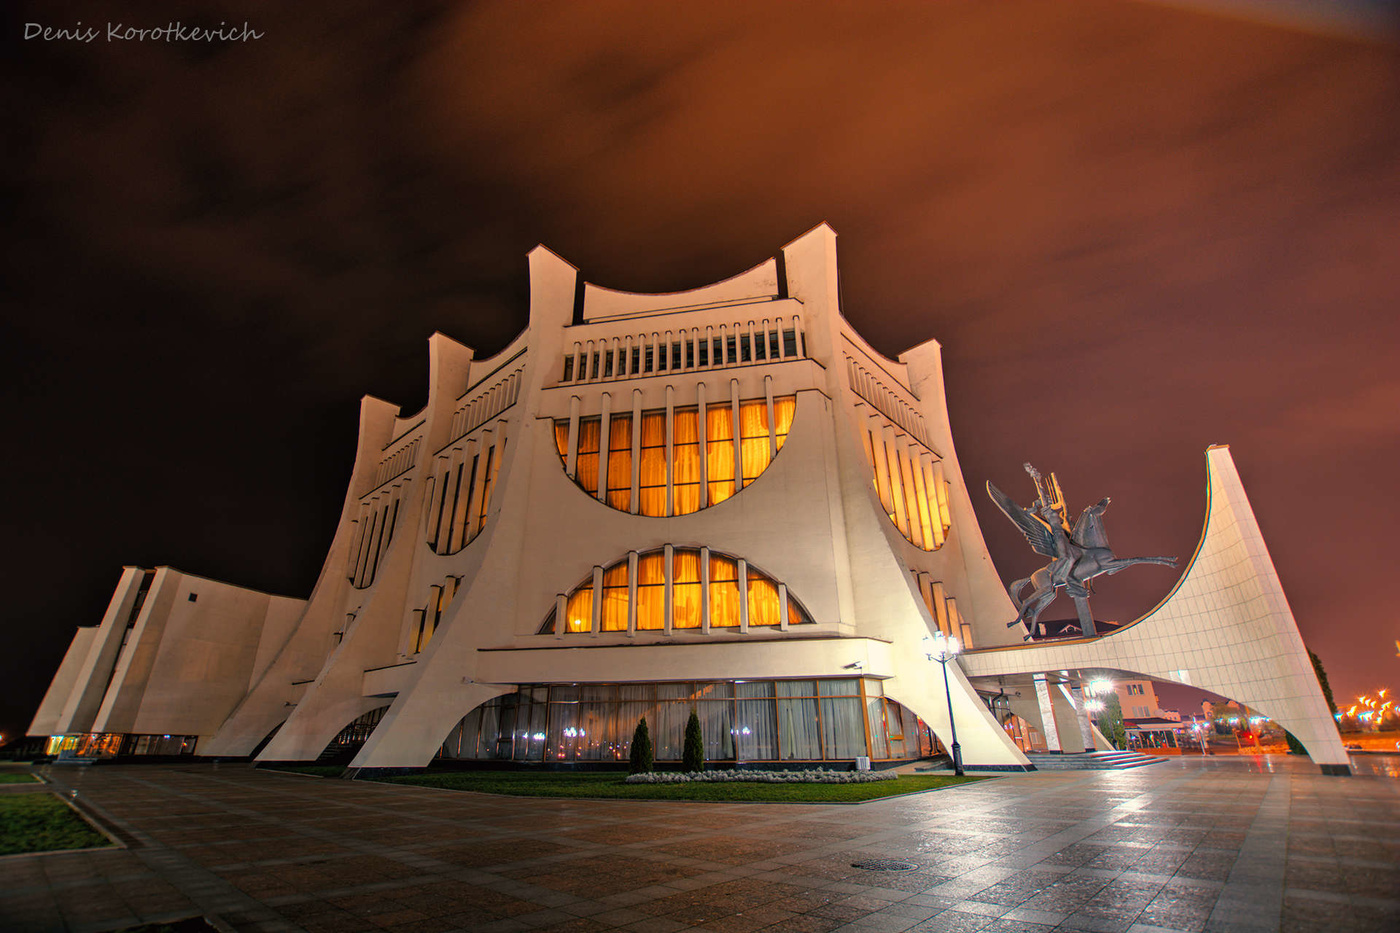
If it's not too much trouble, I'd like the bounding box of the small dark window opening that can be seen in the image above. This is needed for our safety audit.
[698,341,710,366]
[783,328,798,357]
[562,356,574,381]
[671,342,682,369]
[603,351,614,377]
[188,593,198,603]
[644,346,654,372]
[630,347,640,373]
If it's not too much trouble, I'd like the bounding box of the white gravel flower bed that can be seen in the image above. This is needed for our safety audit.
[624,768,898,784]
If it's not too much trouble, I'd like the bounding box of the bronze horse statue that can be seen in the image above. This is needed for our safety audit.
[987,464,1176,640]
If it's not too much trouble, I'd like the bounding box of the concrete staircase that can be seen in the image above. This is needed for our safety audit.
[1026,750,1165,771]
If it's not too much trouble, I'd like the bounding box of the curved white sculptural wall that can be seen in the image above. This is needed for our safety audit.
[962,445,1349,772]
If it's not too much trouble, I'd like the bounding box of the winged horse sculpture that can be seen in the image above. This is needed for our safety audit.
[986,463,1177,641]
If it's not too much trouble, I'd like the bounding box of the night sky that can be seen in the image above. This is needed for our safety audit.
[4,1,1398,743]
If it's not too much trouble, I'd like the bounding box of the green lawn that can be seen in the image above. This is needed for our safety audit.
[0,793,112,855]
[0,772,40,784]
[372,770,984,802]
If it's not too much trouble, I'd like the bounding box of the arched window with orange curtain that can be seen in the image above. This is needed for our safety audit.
[575,418,601,496]
[635,552,665,630]
[706,404,735,504]
[709,554,740,627]
[638,413,667,516]
[601,562,628,632]
[747,574,781,627]
[606,415,632,511]
[672,549,702,629]
[738,401,770,487]
[671,408,701,515]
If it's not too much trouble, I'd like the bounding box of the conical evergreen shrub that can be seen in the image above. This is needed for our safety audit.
[629,717,654,774]
[683,708,705,773]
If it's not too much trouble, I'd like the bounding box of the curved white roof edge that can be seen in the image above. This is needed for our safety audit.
[582,257,780,322]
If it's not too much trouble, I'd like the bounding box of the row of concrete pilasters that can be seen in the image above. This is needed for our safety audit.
[1009,673,1110,754]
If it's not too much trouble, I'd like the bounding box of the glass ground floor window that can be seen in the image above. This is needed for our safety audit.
[43,733,197,757]
[438,678,941,764]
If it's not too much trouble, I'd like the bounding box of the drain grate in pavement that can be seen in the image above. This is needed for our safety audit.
[851,858,919,872]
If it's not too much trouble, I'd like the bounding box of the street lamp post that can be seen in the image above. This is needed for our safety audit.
[925,632,964,776]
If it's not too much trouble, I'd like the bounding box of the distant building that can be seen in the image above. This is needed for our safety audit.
[27,226,1351,774]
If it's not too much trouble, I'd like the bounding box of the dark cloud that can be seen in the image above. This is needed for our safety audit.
[3,0,1398,740]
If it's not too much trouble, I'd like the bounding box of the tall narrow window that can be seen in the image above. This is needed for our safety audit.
[636,553,665,630]
[899,450,923,547]
[601,563,628,632]
[638,412,667,516]
[447,455,478,553]
[709,555,740,627]
[575,419,601,496]
[673,549,702,629]
[738,400,771,487]
[474,448,495,537]
[706,403,735,505]
[606,416,632,511]
[671,408,700,515]
[554,422,569,458]
[773,396,796,449]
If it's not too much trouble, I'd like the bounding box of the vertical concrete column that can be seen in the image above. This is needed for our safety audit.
[663,544,674,636]
[737,559,749,633]
[696,382,708,509]
[1071,684,1097,751]
[883,427,910,537]
[444,444,470,553]
[932,460,952,531]
[630,389,642,513]
[570,342,581,383]
[664,384,675,516]
[565,396,580,478]
[347,504,368,578]
[590,566,603,636]
[869,417,894,512]
[464,433,490,543]
[764,375,777,459]
[921,457,946,547]
[627,551,638,636]
[911,451,935,549]
[596,393,612,504]
[777,582,789,631]
[1035,674,1062,752]
[730,379,742,493]
[700,546,711,635]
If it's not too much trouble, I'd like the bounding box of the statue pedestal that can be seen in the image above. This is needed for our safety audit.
[1073,597,1097,637]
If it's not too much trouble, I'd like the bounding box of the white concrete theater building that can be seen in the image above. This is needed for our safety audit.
[29,225,1351,775]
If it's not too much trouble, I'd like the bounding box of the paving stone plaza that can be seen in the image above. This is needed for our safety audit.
[2,757,1397,933]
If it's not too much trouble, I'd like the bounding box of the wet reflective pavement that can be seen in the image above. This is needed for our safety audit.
[1,755,1396,932]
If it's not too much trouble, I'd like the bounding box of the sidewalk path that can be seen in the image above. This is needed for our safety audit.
[1,756,1396,933]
